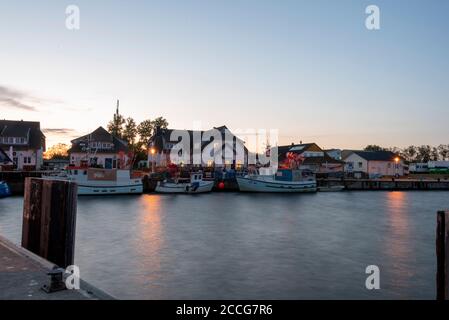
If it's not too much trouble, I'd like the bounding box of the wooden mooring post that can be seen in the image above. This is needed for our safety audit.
[21,178,78,268]
[436,210,449,300]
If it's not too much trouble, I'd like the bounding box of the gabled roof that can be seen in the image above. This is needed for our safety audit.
[348,150,399,162]
[0,147,12,163]
[71,126,113,143]
[275,142,343,164]
[150,125,247,152]
[69,126,129,154]
[0,120,45,150]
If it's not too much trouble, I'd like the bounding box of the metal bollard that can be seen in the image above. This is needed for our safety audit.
[41,267,66,293]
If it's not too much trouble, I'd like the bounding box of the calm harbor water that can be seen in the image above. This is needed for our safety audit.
[0,191,446,299]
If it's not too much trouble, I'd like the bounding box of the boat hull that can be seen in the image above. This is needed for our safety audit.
[77,183,143,195]
[236,177,316,193]
[155,181,214,194]
[42,177,143,196]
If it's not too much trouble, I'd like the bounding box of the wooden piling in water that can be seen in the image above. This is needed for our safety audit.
[21,178,78,268]
[436,210,449,300]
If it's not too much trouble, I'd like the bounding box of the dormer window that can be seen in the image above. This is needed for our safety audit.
[0,137,27,145]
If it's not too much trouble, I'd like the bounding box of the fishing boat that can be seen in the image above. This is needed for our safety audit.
[155,172,214,194]
[43,167,143,195]
[0,181,12,198]
[236,168,317,193]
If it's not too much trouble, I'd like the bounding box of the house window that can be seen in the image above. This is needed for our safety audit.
[388,163,391,168]
[358,162,363,168]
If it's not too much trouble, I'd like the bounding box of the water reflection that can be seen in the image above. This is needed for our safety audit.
[135,195,164,287]
[384,192,413,291]
[0,192,441,299]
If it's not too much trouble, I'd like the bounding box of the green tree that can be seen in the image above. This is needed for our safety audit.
[137,119,154,146]
[123,117,138,145]
[438,144,449,161]
[107,107,125,138]
[401,146,417,162]
[417,145,432,162]
[364,145,386,152]
[44,143,70,160]
[431,146,440,161]
[151,116,169,130]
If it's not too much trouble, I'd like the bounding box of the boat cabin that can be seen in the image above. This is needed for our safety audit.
[191,173,203,182]
[274,169,314,182]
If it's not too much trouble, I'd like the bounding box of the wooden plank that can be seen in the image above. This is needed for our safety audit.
[21,178,78,268]
[45,180,78,268]
[21,178,43,254]
[436,210,449,300]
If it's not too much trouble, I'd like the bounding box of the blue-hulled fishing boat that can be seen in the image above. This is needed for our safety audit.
[0,181,12,198]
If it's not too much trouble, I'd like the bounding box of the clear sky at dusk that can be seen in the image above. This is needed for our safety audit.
[0,0,448,149]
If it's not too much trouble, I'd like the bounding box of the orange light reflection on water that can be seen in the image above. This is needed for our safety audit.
[384,191,413,285]
[135,195,164,285]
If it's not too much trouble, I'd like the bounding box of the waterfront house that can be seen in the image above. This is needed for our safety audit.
[276,143,344,175]
[343,150,405,178]
[148,125,248,169]
[68,127,131,169]
[0,120,46,170]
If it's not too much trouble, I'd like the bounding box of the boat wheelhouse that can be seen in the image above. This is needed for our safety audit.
[236,168,317,193]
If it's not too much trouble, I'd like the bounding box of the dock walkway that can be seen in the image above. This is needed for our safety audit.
[0,234,113,300]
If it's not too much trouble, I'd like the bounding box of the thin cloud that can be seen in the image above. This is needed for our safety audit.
[43,128,79,136]
[0,86,37,111]
[0,85,94,113]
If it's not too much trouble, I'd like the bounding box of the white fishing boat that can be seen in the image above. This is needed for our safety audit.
[155,172,214,194]
[43,167,143,195]
[236,168,317,193]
